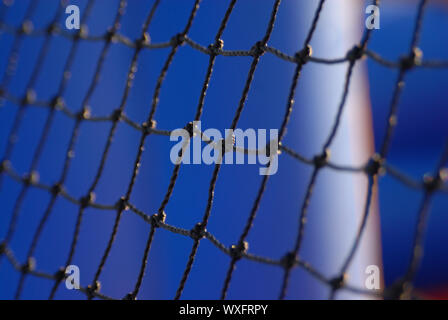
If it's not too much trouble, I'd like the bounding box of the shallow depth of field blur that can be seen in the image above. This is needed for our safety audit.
[0,0,447,299]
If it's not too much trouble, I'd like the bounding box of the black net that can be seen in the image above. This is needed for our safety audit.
[0,0,447,300]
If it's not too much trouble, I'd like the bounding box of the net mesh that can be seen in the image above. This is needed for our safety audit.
[0,0,447,300]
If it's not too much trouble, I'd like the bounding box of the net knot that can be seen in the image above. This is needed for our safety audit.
[423,170,446,193]
[54,267,66,282]
[261,138,278,158]
[171,33,186,47]
[251,41,267,57]
[150,211,166,228]
[190,222,206,241]
[105,27,117,43]
[281,252,297,269]
[23,171,39,186]
[46,23,59,35]
[364,153,384,176]
[115,196,129,212]
[77,105,91,121]
[0,160,10,174]
[22,89,36,105]
[50,96,65,110]
[313,149,330,169]
[75,24,89,40]
[217,134,235,156]
[185,121,196,138]
[80,192,96,208]
[208,39,224,55]
[230,241,248,261]
[346,45,364,62]
[21,257,36,274]
[329,273,347,290]
[20,20,33,35]
[51,183,64,196]
[142,120,157,135]
[123,292,137,300]
[400,48,423,71]
[86,281,101,299]
[111,108,123,122]
[136,32,151,50]
[295,45,312,65]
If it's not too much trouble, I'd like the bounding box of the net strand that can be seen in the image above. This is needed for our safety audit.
[0,0,447,301]
[86,0,163,300]
[2,24,448,69]
[0,0,39,90]
[330,0,430,300]
[220,0,326,301]
[44,0,100,299]
[400,142,448,297]
[174,0,282,300]
[14,0,128,300]
[0,2,65,259]
[279,0,380,300]
[130,0,238,301]
[0,0,41,191]
[87,0,203,300]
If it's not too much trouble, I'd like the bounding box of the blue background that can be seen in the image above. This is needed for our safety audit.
[0,0,447,299]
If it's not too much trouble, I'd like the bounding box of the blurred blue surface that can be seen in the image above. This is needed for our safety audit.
[0,0,447,299]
